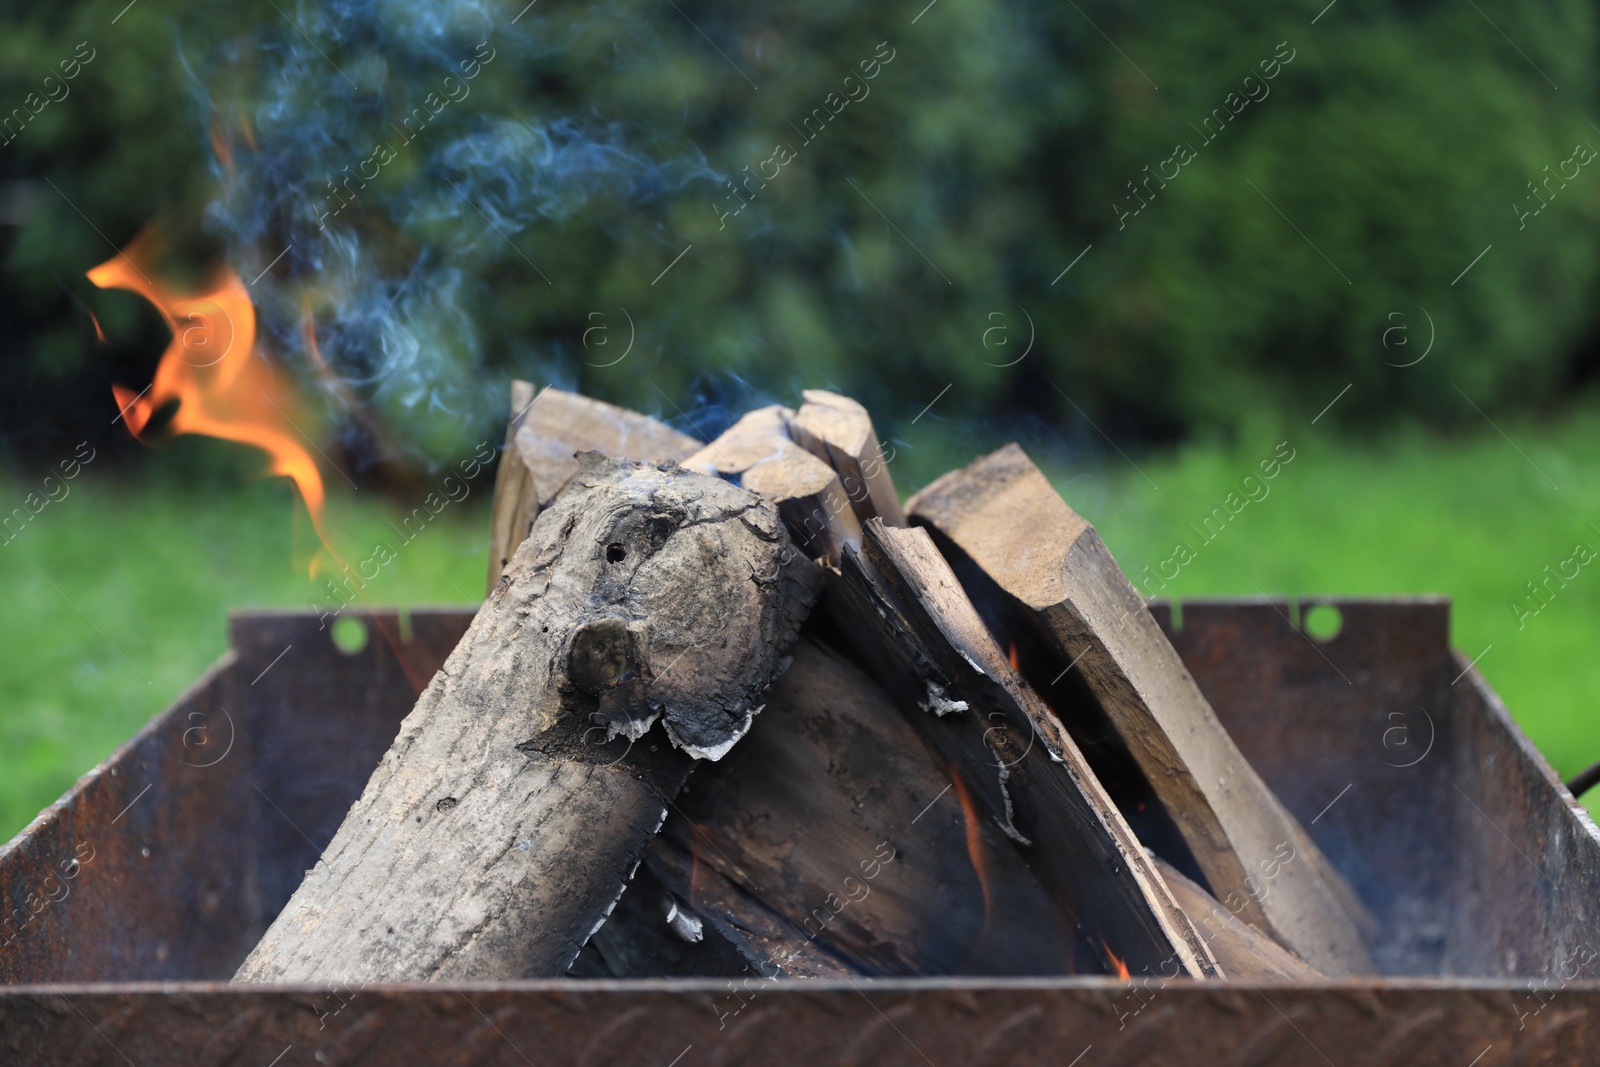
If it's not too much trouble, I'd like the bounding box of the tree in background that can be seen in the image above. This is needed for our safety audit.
[0,0,1595,471]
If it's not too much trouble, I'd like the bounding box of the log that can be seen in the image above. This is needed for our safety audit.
[907,444,1375,975]
[824,519,1221,978]
[664,635,1082,975]
[683,404,794,479]
[565,848,852,980]
[787,389,904,525]
[1151,855,1321,983]
[739,441,863,565]
[514,386,702,509]
[640,831,857,979]
[485,380,540,592]
[235,455,817,982]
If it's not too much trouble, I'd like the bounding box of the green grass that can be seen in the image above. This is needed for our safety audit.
[0,447,491,843]
[6,409,1600,843]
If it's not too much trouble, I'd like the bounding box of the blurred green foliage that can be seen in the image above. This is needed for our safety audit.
[1,0,1598,466]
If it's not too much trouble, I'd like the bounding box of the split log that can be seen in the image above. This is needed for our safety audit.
[235,455,817,982]
[740,441,863,565]
[788,389,904,525]
[824,519,1221,979]
[514,386,701,509]
[1151,855,1321,983]
[485,380,540,592]
[908,444,1375,975]
[639,832,857,979]
[664,636,1081,976]
[565,848,852,980]
[683,404,793,479]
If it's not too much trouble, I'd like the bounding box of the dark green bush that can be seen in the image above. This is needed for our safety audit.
[1,0,1595,468]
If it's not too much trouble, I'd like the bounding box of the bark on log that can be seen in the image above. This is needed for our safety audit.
[787,389,904,526]
[908,444,1375,975]
[824,520,1221,979]
[234,456,817,983]
[485,380,540,593]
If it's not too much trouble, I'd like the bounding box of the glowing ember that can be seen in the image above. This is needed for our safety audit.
[1007,641,1019,671]
[91,225,335,567]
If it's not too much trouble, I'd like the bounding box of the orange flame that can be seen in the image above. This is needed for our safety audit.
[947,764,993,928]
[91,226,335,566]
[1102,938,1131,980]
[1007,641,1020,671]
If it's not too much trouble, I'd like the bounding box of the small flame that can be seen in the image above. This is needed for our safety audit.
[947,764,993,929]
[91,225,335,568]
[1101,938,1130,980]
[1007,641,1019,672]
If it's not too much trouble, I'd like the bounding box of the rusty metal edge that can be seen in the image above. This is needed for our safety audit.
[1452,650,1600,848]
[7,975,1600,994]
[0,650,240,860]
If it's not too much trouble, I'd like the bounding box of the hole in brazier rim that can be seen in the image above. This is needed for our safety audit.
[1303,603,1343,642]
[605,543,627,563]
[331,616,369,655]
[436,797,458,813]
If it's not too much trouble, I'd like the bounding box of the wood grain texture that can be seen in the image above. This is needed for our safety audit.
[1152,855,1322,982]
[234,457,816,983]
[485,380,539,593]
[823,520,1220,979]
[682,405,793,478]
[908,444,1375,975]
[739,440,863,565]
[514,386,701,509]
[787,389,904,526]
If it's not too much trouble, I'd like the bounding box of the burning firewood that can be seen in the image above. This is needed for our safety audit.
[908,444,1375,974]
[568,841,856,980]
[824,519,1222,979]
[653,636,1082,976]
[234,454,817,982]
[787,389,904,525]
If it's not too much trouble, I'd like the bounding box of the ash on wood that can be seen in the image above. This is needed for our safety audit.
[908,444,1374,975]
[824,519,1221,979]
[234,455,816,983]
